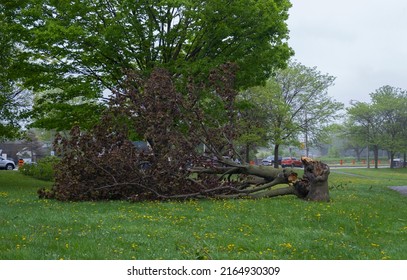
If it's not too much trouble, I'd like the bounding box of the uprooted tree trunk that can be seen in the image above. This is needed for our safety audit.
[299,157,330,201]
[188,156,330,202]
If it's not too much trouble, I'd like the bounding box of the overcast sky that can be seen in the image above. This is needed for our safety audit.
[287,0,407,107]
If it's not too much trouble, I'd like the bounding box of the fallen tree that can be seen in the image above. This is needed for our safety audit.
[40,128,330,201]
[188,156,330,201]
[39,65,330,202]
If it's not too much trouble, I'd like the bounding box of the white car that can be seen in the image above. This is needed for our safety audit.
[261,156,273,165]
[0,157,16,170]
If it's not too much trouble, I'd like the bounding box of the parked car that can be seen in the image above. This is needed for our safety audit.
[7,157,18,165]
[281,157,303,168]
[261,156,282,166]
[0,157,16,170]
[391,158,404,168]
[261,156,273,165]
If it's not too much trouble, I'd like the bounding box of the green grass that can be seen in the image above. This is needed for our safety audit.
[0,169,406,260]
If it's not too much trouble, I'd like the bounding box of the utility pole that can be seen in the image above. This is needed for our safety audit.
[304,111,309,157]
[367,120,370,168]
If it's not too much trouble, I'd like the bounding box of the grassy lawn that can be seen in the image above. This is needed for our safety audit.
[0,168,406,260]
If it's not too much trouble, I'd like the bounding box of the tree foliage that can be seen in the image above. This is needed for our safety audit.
[6,0,293,130]
[348,85,407,168]
[246,61,343,167]
[347,85,407,168]
[0,3,29,140]
[371,86,407,162]
[235,89,270,162]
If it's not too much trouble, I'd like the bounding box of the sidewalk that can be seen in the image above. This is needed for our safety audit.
[388,186,407,196]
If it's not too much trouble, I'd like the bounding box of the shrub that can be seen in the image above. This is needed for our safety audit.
[19,156,60,181]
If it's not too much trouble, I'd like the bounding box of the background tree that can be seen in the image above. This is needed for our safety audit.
[370,86,407,168]
[347,86,407,168]
[7,0,293,130]
[310,124,349,158]
[339,122,367,161]
[248,61,342,168]
[236,89,272,163]
[347,101,380,168]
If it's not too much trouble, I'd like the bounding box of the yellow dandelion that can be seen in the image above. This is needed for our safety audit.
[280,243,293,249]
[227,244,235,251]
[0,192,8,197]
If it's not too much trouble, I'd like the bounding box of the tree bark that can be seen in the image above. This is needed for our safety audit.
[273,144,280,168]
[373,145,379,169]
[297,157,330,202]
[390,151,395,169]
[244,142,250,163]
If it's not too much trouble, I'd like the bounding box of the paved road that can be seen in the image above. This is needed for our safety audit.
[388,186,407,196]
[330,169,371,178]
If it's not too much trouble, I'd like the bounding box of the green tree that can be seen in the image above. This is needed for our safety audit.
[347,101,380,168]
[0,4,29,140]
[339,122,367,161]
[347,86,407,168]
[248,61,342,167]
[371,86,407,167]
[7,0,293,130]
[236,89,270,163]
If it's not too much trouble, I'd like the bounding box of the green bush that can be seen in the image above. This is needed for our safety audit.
[19,156,60,181]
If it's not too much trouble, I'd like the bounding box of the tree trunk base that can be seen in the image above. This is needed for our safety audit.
[296,157,330,202]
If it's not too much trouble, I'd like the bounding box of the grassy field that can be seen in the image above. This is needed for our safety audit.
[0,168,406,260]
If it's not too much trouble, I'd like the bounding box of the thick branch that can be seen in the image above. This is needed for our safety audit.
[191,163,297,183]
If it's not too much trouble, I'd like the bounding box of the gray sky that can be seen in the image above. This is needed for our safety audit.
[287,0,407,107]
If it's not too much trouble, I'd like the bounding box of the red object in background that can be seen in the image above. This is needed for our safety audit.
[281,157,303,168]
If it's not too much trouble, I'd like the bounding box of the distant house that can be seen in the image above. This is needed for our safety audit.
[0,140,49,163]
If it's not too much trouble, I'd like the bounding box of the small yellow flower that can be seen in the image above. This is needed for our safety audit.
[227,244,235,251]
[280,243,293,249]
[371,243,380,247]
[0,192,8,197]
